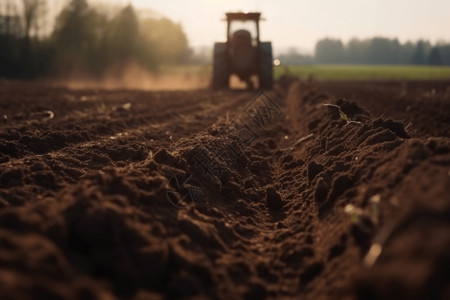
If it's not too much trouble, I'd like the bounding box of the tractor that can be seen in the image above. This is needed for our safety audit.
[212,12,273,90]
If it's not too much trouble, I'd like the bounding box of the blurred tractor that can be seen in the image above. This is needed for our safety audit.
[212,12,273,90]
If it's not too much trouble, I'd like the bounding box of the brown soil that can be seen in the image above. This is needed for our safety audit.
[0,79,449,299]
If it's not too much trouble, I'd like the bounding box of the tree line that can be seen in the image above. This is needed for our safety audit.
[314,37,450,65]
[278,38,450,66]
[2,1,449,78]
[0,0,191,78]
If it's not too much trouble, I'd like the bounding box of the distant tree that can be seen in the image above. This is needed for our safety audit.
[412,40,427,65]
[140,17,191,64]
[437,44,450,65]
[399,41,415,64]
[367,37,401,64]
[389,39,401,64]
[104,5,139,66]
[345,38,369,64]
[52,0,106,75]
[0,0,23,77]
[21,0,47,40]
[0,0,23,37]
[428,46,443,65]
[315,38,344,64]
[18,0,48,77]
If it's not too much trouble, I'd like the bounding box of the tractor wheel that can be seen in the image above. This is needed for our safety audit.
[213,43,229,89]
[259,42,273,90]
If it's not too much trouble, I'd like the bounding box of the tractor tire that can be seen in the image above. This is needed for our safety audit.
[213,43,229,89]
[259,42,273,90]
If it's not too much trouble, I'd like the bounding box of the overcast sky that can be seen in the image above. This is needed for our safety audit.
[69,0,450,53]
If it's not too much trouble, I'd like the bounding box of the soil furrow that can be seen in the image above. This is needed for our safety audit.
[0,80,449,299]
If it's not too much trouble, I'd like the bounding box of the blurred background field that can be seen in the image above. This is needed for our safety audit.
[274,64,450,80]
[159,64,450,83]
[2,0,450,84]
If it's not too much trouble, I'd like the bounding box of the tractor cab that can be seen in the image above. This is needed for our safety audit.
[213,12,273,90]
[226,12,260,47]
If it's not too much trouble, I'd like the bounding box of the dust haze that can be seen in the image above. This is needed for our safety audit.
[51,62,209,90]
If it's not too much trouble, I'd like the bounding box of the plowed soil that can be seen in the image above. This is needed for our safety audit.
[0,79,449,299]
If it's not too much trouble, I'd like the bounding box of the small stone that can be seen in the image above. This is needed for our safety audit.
[266,187,283,211]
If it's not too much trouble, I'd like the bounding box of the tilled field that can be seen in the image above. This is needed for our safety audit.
[0,79,449,299]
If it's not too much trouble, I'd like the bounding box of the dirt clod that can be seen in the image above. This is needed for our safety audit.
[265,186,284,211]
